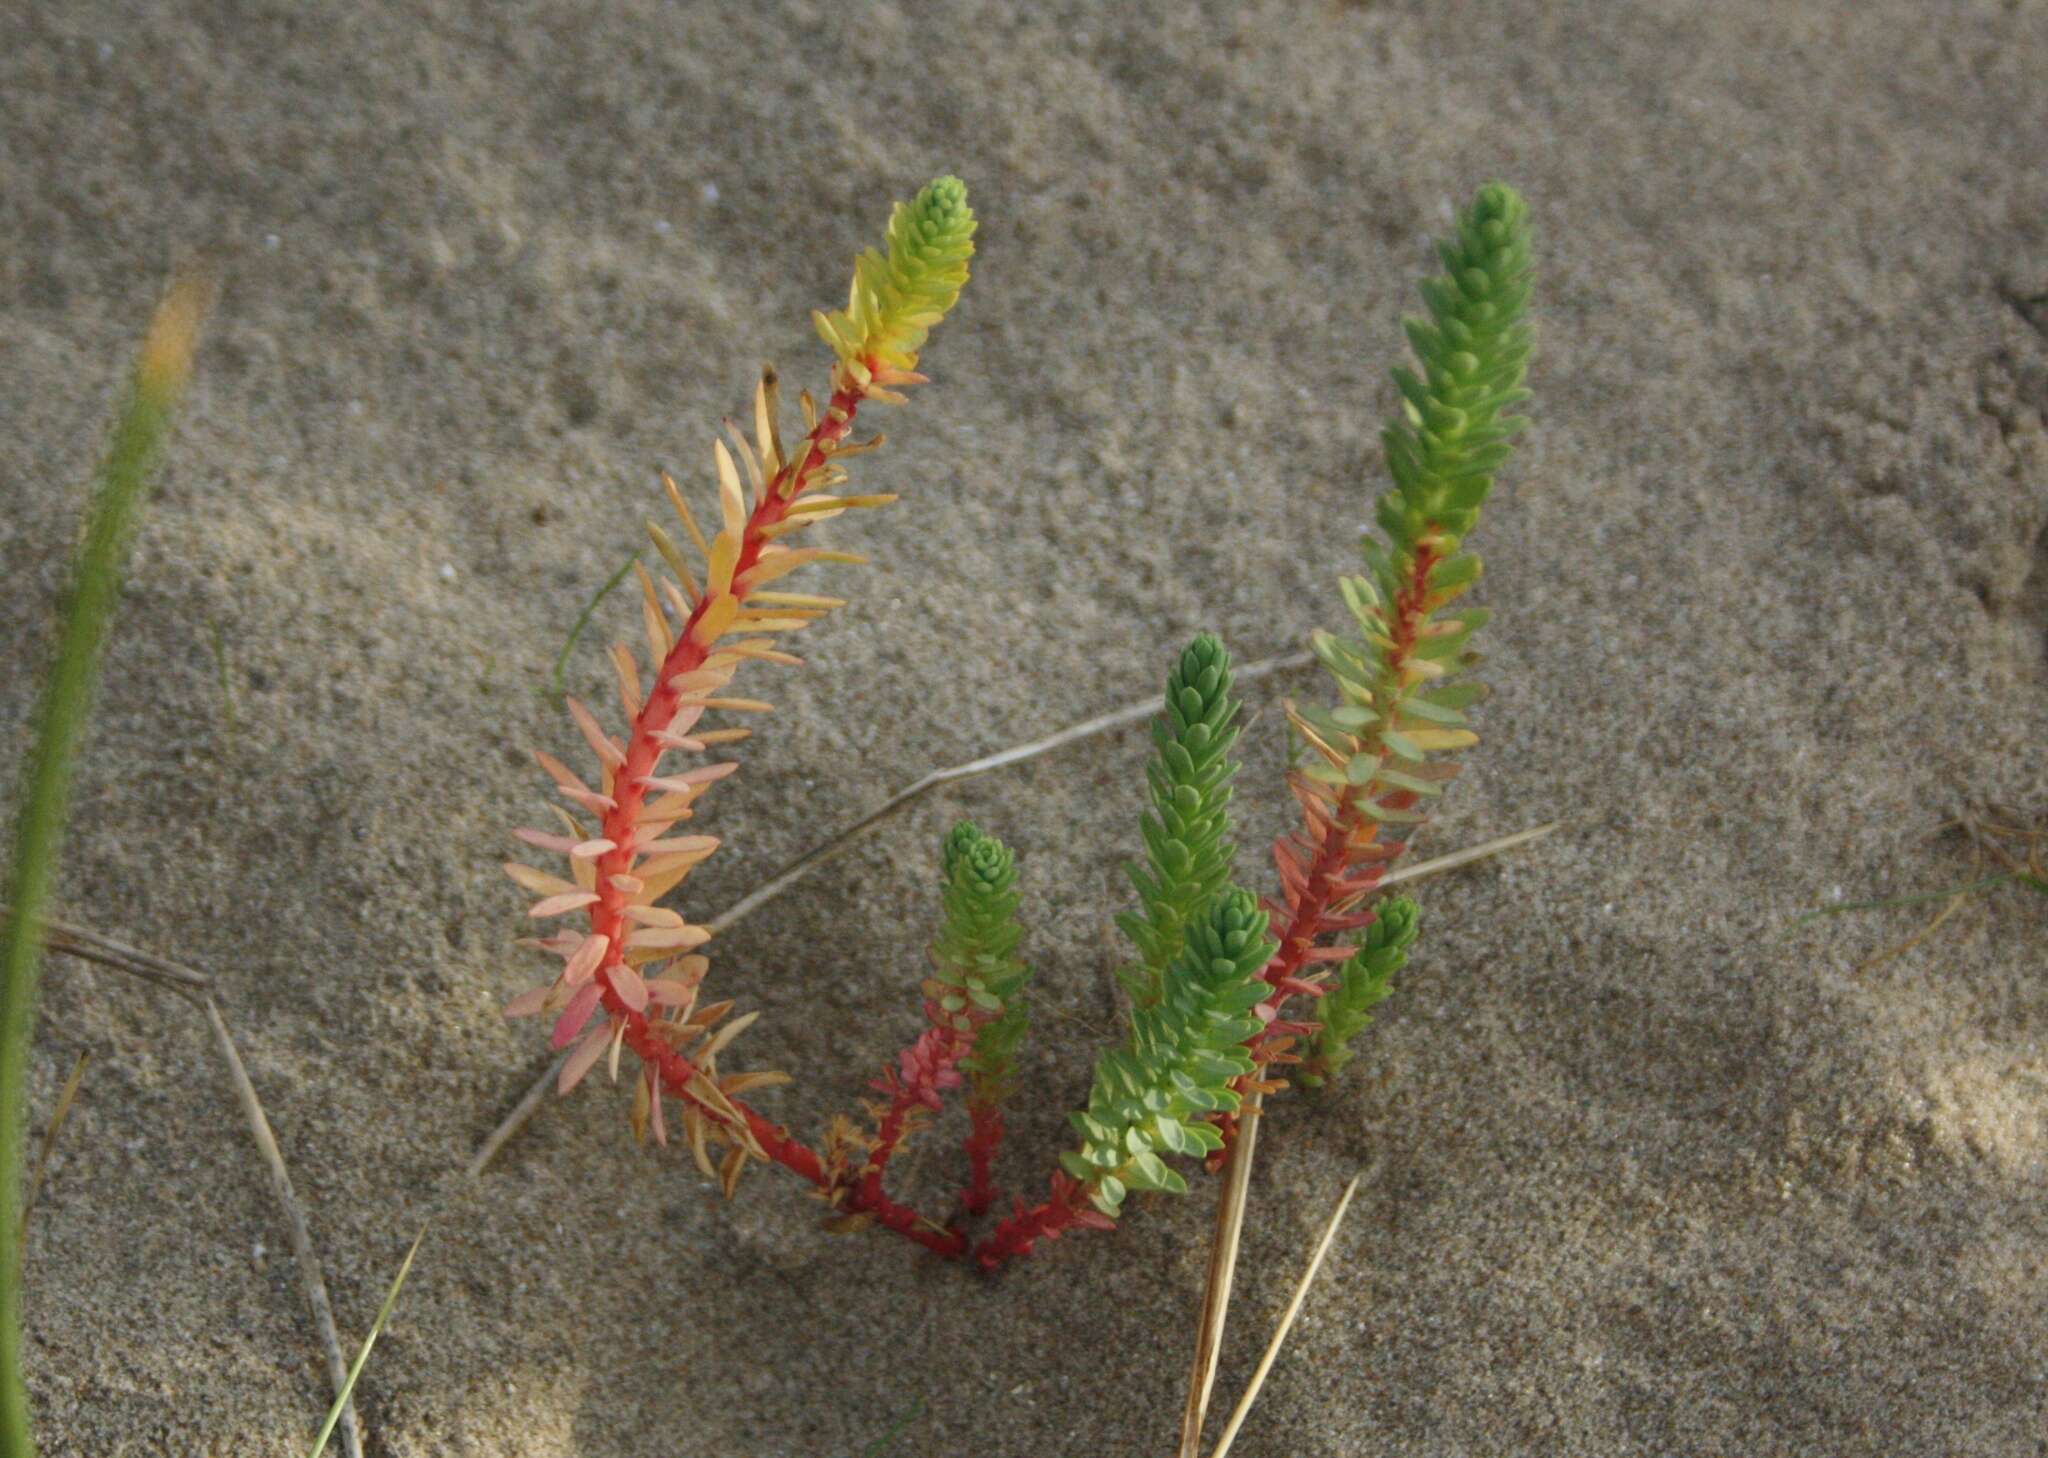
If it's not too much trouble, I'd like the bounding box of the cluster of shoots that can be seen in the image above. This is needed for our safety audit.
[502,176,1535,1268]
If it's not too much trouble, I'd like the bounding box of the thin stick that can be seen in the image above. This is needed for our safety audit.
[1209,1165,1371,1458]
[1854,891,1967,975]
[464,1050,569,1178]
[467,651,1319,1174]
[0,910,368,1457]
[0,904,213,994]
[1178,1092,1262,1458]
[201,996,364,1458]
[1375,819,1563,890]
[706,650,1315,934]
[0,909,360,1449]
[16,1052,88,1248]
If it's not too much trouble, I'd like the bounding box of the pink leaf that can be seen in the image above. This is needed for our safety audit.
[624,925,711,951]
[551,981,604,1048]
[503,985,551,1019]
[564,696,626,768]
[513,828,580,854]
[647,1070,668,1145]
[645,978,698,1007]
[563,934,610,987]
[529,890,601,918]
[609,961,649,1012]
[558,1022,613,1093]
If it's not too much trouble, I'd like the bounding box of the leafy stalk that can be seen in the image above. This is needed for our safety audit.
[1226,182,1534,1151]
[863,823,1031,1217]
[814,176,977,384]
[973,890,1275,1266]
[930,822,1031,1093]
[1,280,205,1456]
[502,178,977,1254]
[935,824,1032,1213]
[1297,895,1415,1090]
[1115,634,1243,1007]
[1067,890,1275,1215]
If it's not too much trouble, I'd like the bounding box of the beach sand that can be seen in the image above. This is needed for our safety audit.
[3,1,2045,1453]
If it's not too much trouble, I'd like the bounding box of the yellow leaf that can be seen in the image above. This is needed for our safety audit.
[662,471,712,561]
[1400,728,1479,751]
[753,367,784,482]
[706,531,739,595]
[713,440,748,539]
[691,591,738,645]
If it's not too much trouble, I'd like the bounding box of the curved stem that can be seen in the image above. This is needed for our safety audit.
[562,367,965,1258]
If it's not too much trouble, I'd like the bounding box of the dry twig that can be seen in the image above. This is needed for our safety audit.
[0,909,364,1458]
[15,1052,88,1250]
[1208,1164,1373,1458]
[1178,1092,1262,1458]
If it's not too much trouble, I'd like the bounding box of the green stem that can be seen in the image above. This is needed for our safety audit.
[0,281,203,1454]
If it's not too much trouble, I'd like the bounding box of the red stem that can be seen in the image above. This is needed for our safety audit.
[565,368,966,1258]
[972,1177,1101,1271]
[962,1102,1004,1216]
[859,1023,973,1204]
[1211,542,1440,1160]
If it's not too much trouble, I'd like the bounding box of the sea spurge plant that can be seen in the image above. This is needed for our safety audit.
[501,178,1535,1271]
[813,174,976,386]
[1298,895,1416,1091]
[1067,891,1272,1216]
[1115,634,1243,1008]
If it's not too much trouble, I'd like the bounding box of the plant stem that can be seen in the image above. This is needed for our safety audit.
[568,365,965,1256]
[971,1177,1098,1271]
[0,279,204,1457]
[961,1102,1003,1216]
[1215,542,1442,1157]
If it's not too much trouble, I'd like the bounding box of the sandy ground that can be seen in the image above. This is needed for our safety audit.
[3,1,2046,1453]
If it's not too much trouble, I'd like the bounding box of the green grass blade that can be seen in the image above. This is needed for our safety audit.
[856,1398,927,1458]
[0,279,205,1456]
[1782,873,2021,932]
[550,552,640,704]
[306,1228,426,1458]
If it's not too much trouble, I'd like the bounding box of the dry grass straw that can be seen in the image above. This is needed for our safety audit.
[1204,1167,1369,1458]
[0,907,368,1458]
[1786,803,2046,974]
[14,1053,87,1252]
[1177,1093,1262,1456]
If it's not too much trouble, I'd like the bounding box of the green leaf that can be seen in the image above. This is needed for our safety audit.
[1396,696,1467,726]
[308,1229,426,1458]
[1422,680,1489,710]
[1379,729,1425,762]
